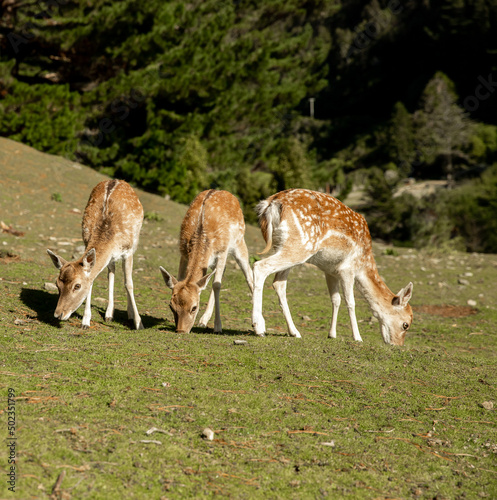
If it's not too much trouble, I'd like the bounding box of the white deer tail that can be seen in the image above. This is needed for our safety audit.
[256,199,281,255]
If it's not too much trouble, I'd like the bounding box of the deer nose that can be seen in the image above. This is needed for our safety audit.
[54,310,70,321]
[176,325,194,333]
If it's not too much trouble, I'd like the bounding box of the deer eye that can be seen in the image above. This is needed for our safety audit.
[191,305,197,314]
[403,322,409,330]
[74,284,81,291]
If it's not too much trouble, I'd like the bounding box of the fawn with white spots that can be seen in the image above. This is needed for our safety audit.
[47,179,144,330]
[252,189,413,345]
[160,190,254,334]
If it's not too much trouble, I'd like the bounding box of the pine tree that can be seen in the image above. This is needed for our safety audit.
[389,102,415,177]
[413,72,473,179]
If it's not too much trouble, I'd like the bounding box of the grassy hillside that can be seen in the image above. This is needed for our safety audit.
[0,138,496,499]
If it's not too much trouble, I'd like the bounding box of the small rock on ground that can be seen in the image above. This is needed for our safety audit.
[202,428,214,440]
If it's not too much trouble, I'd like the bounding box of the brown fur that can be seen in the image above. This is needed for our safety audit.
[48,180,144,329]
[180,190,246,280]
[161,189,254,334]
[253,189,413,345]
[82,179,143,253]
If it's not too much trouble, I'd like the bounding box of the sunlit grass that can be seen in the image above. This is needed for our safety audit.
[0,138,496,499]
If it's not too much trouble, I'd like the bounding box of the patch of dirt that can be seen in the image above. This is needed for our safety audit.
[0,251,21,263]
[413,304,478,318]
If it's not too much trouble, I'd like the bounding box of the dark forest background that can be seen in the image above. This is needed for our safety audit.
[1,0,497,251]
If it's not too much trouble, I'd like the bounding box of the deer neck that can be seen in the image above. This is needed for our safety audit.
[183,233,211,284]
[355,258,395,320]
[83,240,114,280]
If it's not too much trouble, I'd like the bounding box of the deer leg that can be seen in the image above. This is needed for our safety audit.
[105,261,116,322]
[340,273,362,342]
[252,259,271,336]
[81,284,93,330]
[325,274,341,339]
[273,269,301,338]
[198,254,227,332]
[122,254,144,330]
[203,254,228,333]
[233,239,254,293]
[198,288,215,329]
[252,253,309,336]
[177,255,188,281]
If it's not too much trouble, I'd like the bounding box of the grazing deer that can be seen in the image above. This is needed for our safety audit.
[47,179,144,330]
[160,189,254,334]
[252,189,413,345]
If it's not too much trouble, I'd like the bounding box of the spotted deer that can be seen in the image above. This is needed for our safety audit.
[160,189,254,334]
[47,179,144,330]
[252,189,413,345]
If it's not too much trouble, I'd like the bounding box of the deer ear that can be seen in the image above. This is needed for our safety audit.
[197,269,216,291]
[82,248,96,273]
[392,282,413,307]
[159,266,178,289]
[47,249,67,270]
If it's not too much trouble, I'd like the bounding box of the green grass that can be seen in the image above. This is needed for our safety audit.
[0,137,496,499]
[51,193,63,203]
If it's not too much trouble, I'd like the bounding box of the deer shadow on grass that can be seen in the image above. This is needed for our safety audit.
[20,288,61,327]
[95,307,163,330]
[192,326,254,337]
[156,321,256,336]
[20,288,162,330]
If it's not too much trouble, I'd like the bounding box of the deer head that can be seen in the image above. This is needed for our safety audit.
[159,266,215,333]
[47,248,96,321]
[378,282,413,346]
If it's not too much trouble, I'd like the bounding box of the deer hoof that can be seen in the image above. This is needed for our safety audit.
[252,320,266,336]
[81,324,89,330]
[105,316,113,322]
[252,326,266,337]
